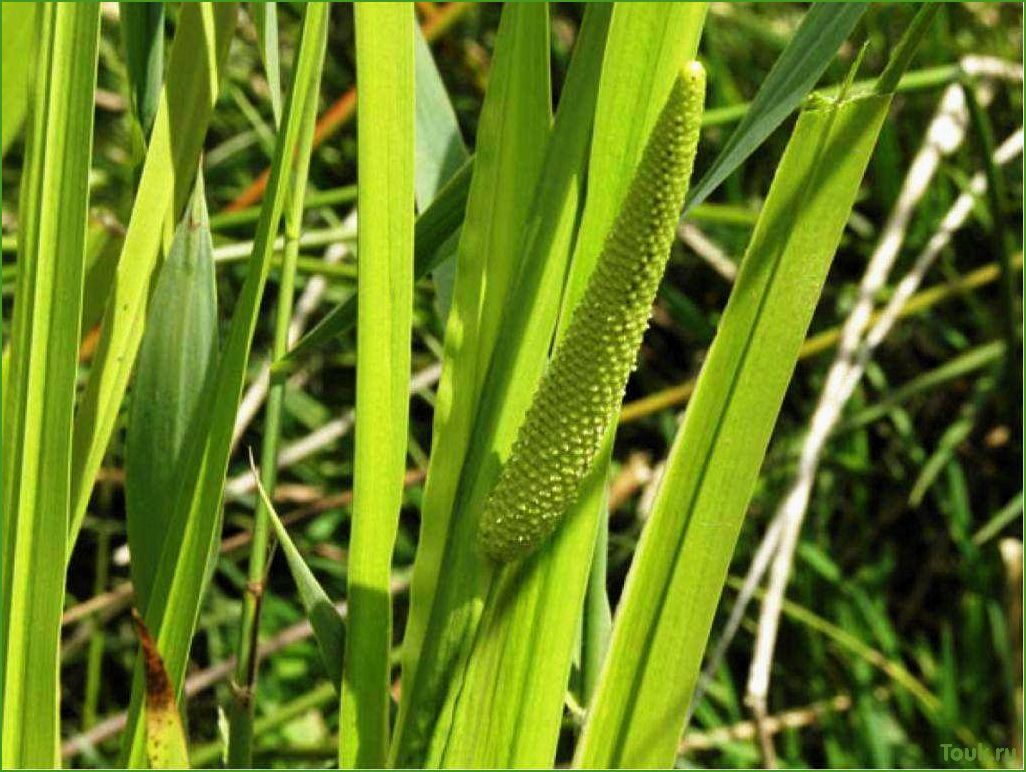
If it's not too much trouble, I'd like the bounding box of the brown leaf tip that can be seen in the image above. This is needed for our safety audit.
[131,607,175,710]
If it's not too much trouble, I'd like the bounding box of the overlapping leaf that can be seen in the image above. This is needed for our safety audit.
[577,84,896,772]
[341,4,415,768]
[69,2,238,550]
[119,5,329,764]
[1,4,99,765]
[440,5,708,767]
[125,175,218,609]
[391,5,552,764]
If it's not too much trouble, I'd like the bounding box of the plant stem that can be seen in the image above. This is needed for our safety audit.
[226,22,323,765]
[198,682,337,767]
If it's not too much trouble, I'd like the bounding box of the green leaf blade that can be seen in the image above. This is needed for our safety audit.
[577,91,894,770]
[118,5,329,764]
[341,3,415,768]
[683,2,868,215]
[413,23,470,322]
[120,1,165,137]
[255,460,346,689]
[252,2,282,126]
[0,4,100,765]
[391,5,553,765]
[0,1,36,157]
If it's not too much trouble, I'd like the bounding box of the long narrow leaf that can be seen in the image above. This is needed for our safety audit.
[440,6,707,767]
[341,4,415,768]
[0,4,99,765]
[69,3,238,550]
[252,2,282,126]
[683,2,868,214]
[576,87,896,772]
[226,5,323,762]
[254,456,345,689]
[414,23,469,321]
[413,27,468,206]
[119,5,329,764]
[391,5,553,765]
[0,2,36,157]
[120,2,165,137]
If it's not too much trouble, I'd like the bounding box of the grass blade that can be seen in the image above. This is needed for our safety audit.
[341,3,415,767]
[125,174,218,609]
[577,85,896,772]
[69,3,238,551]
[0,1,36,157]
[252,2,282,126]
[119,5,328,764]
[119,1,165,137]
[414,23,470,321]
[0,4,99,765]
[226,5,321,761]
[582,496,613,704]
[683,2,867,215]
[389,5,553,764]
[440,6,707,767]
[414,25,469,208]
[254,455,345,689]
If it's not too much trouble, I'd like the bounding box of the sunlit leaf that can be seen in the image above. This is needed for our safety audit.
[341,3,415,767]
[118,5,329,764]
[390,5,553,765]
[0,4,99,765]
[577,85,896,772]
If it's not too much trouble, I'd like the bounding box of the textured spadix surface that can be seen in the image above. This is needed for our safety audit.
[478,62,706,562]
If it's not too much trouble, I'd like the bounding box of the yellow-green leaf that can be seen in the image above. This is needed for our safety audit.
[576,88,894,772]
[391,5,552,764]
[0,4,99,765]
[119,6,328,765]
[0,1,36,156]
[341,3,415,767]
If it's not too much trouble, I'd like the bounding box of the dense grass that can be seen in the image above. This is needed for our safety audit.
[1,3,1023,769]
